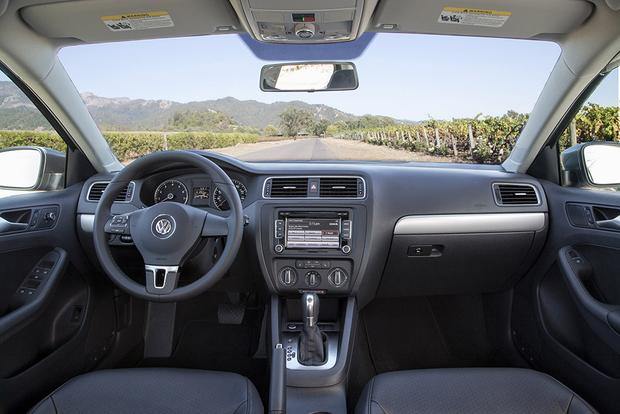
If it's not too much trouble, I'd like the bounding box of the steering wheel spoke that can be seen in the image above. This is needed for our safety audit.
[202,212,232,237]
[145,265,180,295]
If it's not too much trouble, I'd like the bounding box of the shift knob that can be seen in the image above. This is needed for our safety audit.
[302,292,319,328]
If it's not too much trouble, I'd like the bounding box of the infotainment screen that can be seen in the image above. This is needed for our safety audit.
[285,218,340,249]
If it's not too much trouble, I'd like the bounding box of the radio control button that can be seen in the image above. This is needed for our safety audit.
[305,271,321,288]
[275,244,284,253]
[342,220,352,239]
[342,245,351,254]
[275,220,284,239]
[279,267,298,286]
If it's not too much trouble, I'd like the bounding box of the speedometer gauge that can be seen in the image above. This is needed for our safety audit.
[154,179,189,204]
[213,179,247,210]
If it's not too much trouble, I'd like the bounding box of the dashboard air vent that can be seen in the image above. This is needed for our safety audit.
[87,181,134,202]
[265,177,308,198]
[493,183,539,206]
[320,177,364,198]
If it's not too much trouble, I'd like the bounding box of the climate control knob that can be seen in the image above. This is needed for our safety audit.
[328,268,348,287]
[305,271,321,288]
[278,267,297,286]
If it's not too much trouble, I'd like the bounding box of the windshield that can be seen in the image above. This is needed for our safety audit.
[54,33,559,164]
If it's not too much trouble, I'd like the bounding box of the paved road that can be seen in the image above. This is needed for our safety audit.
[216,137,455,162]
[235,138,335,161]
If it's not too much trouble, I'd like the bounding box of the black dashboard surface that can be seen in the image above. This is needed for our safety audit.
[76,151,549,306]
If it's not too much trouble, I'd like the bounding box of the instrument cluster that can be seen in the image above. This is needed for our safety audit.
[150,175,248,211]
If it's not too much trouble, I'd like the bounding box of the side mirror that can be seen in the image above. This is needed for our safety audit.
[561,141,620,188]
[0,147,65,191]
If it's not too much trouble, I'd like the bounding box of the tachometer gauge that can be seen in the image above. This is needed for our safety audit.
[154,179,189,204]
[213,179,247,210]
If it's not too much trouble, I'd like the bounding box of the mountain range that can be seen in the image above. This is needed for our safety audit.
[0,81,360,131]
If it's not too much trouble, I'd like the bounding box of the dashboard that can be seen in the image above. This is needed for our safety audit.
[75,152,549,307]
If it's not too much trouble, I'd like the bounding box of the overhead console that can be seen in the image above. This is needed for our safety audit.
[233,0,377,43]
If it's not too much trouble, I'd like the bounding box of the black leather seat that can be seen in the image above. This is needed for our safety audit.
[30,368,263,414]
[356,368,596,414]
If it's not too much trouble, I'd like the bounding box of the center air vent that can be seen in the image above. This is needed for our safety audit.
[493,183,540,206]
[265,177,309,198]
[264,176,366,199]
[320,177,364,198]
[87,181,134,202]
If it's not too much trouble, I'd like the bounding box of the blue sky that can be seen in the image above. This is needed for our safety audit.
[58,33,562,121]
[4,33,615,121]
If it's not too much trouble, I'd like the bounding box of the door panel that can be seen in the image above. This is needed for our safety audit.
[0,184,116,413]
[513,181,620,413]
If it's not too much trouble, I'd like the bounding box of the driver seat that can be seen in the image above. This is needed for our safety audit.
[29,368,263,414]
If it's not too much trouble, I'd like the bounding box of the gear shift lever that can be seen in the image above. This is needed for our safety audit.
[303,292,319,328]
[298,292,326,365]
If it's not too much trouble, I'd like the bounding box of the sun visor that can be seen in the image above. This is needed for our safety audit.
[21,0,243,43]
[371,0,592,39]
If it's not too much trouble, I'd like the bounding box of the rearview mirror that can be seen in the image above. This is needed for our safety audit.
[0,147,65,191]
[260,62,358,92]
[561,141,620,187]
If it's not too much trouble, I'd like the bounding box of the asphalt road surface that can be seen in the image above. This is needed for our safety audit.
[216,137,455,162]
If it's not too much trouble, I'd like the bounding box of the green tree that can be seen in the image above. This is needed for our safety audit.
[279,108,313,137]
[312,119,329,137]
[167,110,239,132]
[264,124,279,136]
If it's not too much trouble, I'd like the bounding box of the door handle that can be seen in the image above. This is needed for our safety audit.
[595,215,620,231]
[0,216,28,233]
[558,246,620,352]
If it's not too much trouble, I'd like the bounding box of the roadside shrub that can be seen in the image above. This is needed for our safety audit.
[167,132,257,151]
[0,130,66,151]
[0,130,258,162]
[103,132,166,161]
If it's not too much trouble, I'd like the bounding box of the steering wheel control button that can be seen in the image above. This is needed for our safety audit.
[279,267,298,286]
[151,214,176,239]
[119,235,133,243]
[305,271,321,288]
[106,215,130,234]
[328,268,348,287]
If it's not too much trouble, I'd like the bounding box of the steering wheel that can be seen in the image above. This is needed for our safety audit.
[93,151,244,302]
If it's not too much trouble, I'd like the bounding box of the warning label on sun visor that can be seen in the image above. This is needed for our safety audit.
[101,11,174,32]
[438,7,511,28]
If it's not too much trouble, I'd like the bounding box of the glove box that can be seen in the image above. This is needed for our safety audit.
[378,214,547,296]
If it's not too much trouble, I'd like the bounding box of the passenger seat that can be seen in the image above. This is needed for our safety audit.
[356,368,596,413]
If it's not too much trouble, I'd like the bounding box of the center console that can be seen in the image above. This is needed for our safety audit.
[258,202,367,413]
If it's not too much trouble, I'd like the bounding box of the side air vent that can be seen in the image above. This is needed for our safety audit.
[265,177,308,198]
[87,181,134,202]
[493,183,540,206]
[320,177,364,198]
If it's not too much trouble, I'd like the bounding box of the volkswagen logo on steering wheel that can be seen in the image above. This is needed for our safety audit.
[151,214,176,239]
